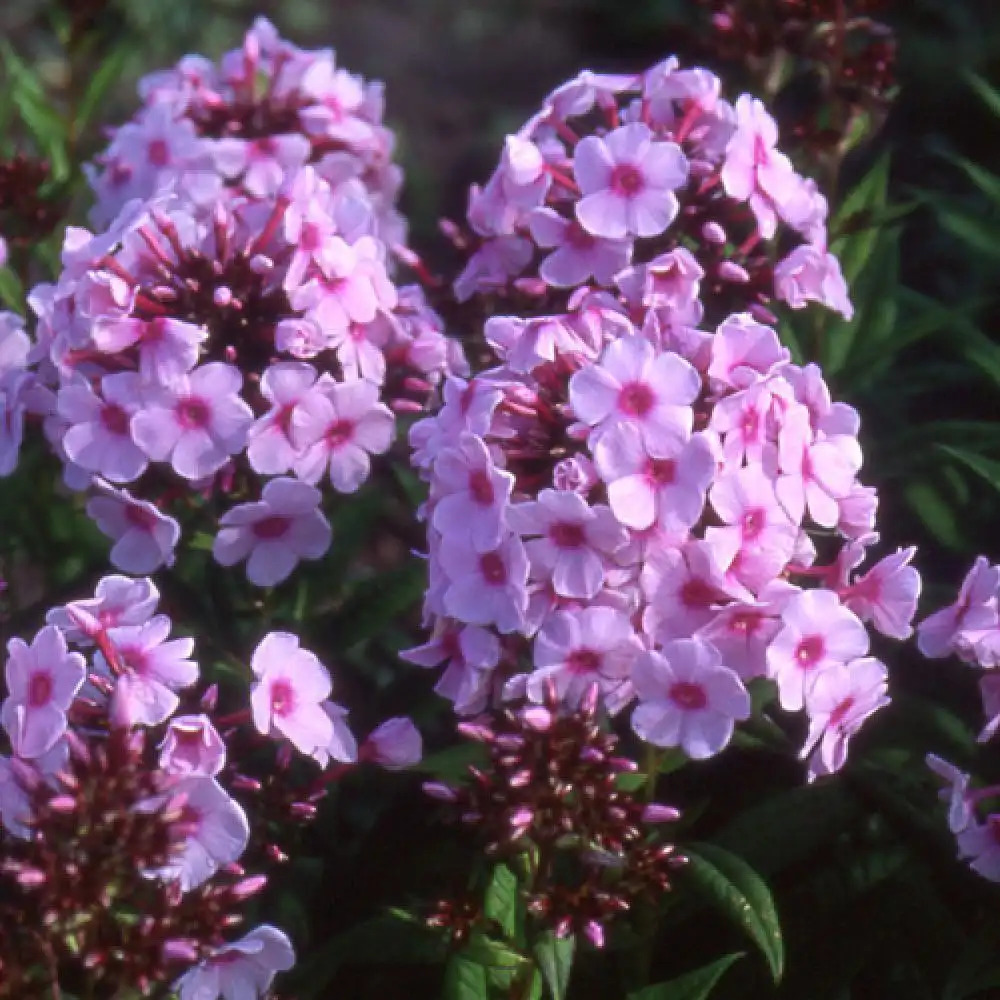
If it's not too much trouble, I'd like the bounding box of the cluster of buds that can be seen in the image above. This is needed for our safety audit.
[87,16,406,248]
[0,727,273,997]
[920,557,1000,883]
[0,572,422,996]
[425,683,683,947]
[697,0,896,158]
[405,58,919,779]
[18,99,462,581]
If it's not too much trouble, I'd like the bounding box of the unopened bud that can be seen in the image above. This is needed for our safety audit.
[717,260,750,283]
[642,803,681,824]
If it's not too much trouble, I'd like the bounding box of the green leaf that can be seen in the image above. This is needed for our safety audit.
[937,445,1000,496]
[627,952,745,1000]
[75,46,131,134]
[534,931,574,1000]
[966,71,1000,118]
[944,152,1000,207]
[484,863,520,941]
[681,843,784,982]
[0,268,24,313]
[419,741,488,782]
[830,153,890,286]
[444,954,490,1000]
[932,202,1000,261]
[903,478,968,551]
[461,933,529,978]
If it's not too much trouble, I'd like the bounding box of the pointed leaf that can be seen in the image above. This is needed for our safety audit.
[444,954,490,1000]
[966,71,1000,119]
[534,931,575,1000]
[627,952,745,1000]
[484,863,520,941]
[938,445,1000,496]
[681,843,783,982]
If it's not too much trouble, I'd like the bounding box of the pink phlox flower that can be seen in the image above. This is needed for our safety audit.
[840,545,921,640]
[153,775,249,891]
[401,622,501,716]
[979,674,1000,743]
[438,531,529,635]
[957,814,1000,882]
[707,313,790,391]
[642,537,747,641]
[364,717,423,770]
[766,589,869,712]
[281,167,338,290]
[131,362,253,481]
[173,924,295,1000]
[246,362,318,474]
[774,243,853,321]
[250,631,335,758]
[0,312,30,379]
[800,656,889,778]
[327,319,387,384]
[430,432,514,552]
[210,132,311,199]
[47,575,160,643]
[289,235,396,333]
[573,122,688,239]
[526,606,642,714]
[639,247,704,312]
[542,69,638,121]
[408,377,503,473]
[291,374,395,492]
[497,135,551,211]
[837,483,878,540]
[926,754,974,833]
[720,95,807,239]
[159,714,226,777]
[103,615,198,727]
[706,464,798,592]
[453,233,533,302]
[86,479,181,574]
[696,580,797,681]
[631,637,750,759]
[93,315,207,383]
[774,404,862,528]
[552,453,599,495]
[508,488,627,599]
[569,334,699,449]
[312,701,359,768]
[709,378,791,469]
[58,373,147,482]
[484,314,588,374]
[213,477,332,587]
[528,207,631,288]
[593,422,717,533]
[917,556,1000,659]
[2,625,86,759]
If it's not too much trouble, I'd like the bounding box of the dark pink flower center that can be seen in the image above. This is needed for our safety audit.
[549,521,586,549]
[828,695,855,728]
[729,611,764,636]
[176,396,211,429]
[741,408,759,439]
[253,516,290,540]
[795,634,825,668]
[125,503,159,532]
[468,469,495,506]
[753,134,771,168]
[618,380,655,417]
[741,507,766,541]
[647,458,676,485]
[670,681,707,711]
[147,139,170,167]
[101,403,130,436]
[325,418,355,449]
[479,552,508,586]
[567,648,601,675]
[610,163,645,197]
[27,671,53,708]
[680,577,716,609]
[270,678,296,717]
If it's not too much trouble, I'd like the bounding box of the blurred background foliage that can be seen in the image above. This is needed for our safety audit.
[3,1,1000,998]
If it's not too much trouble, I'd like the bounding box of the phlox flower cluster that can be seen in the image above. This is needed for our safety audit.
[448,58,851,323]
[87,17,406,249]
[405,59,921,777]
[919,557,1000,882]
[0,573,422,997]
[24,155,462,584]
